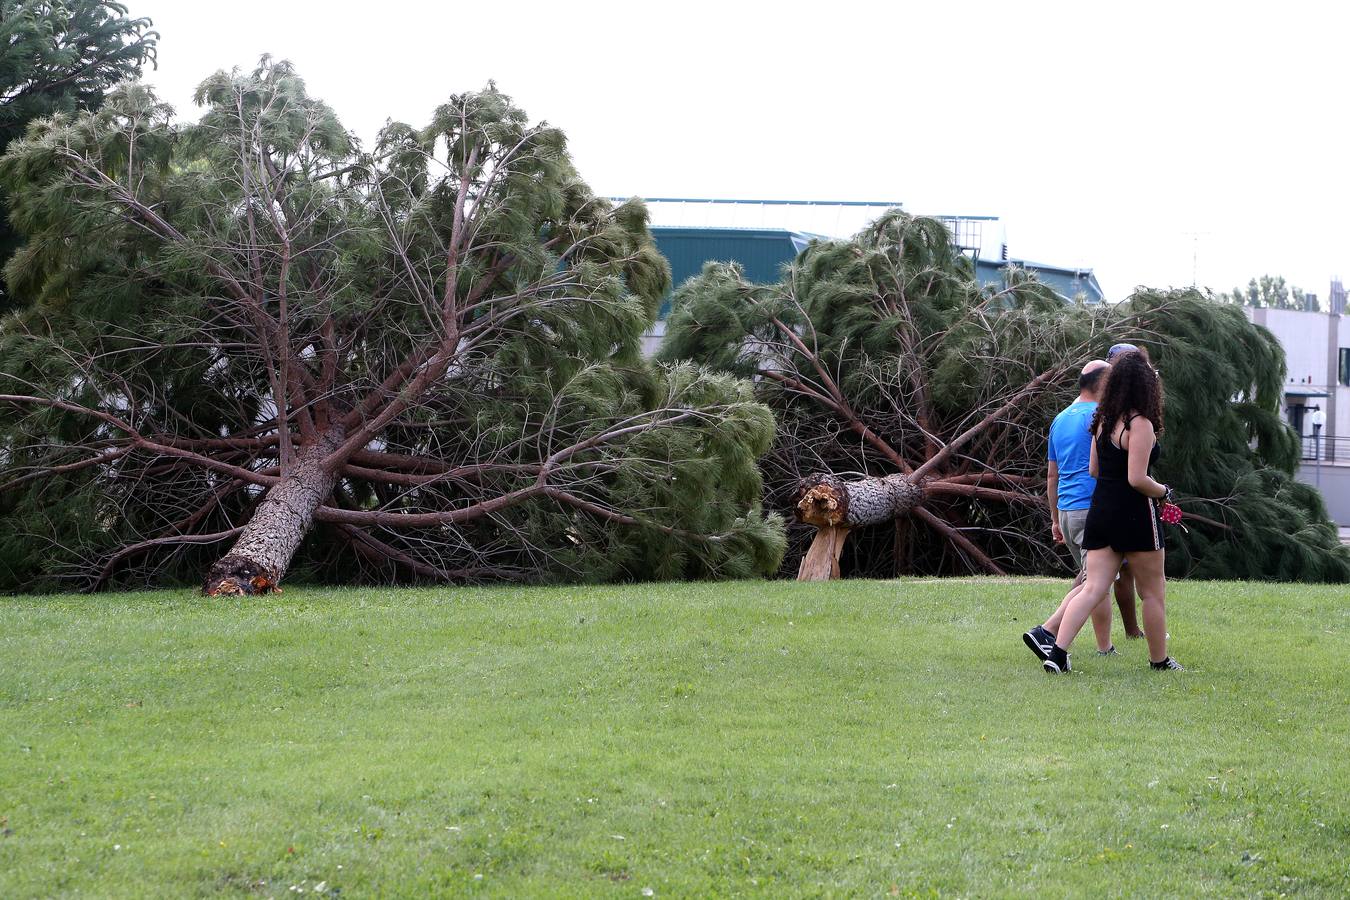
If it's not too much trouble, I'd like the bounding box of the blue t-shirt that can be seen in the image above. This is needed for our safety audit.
[1047,401,1097,511]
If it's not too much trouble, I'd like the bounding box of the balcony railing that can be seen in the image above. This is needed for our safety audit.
[1301,434,1350,464]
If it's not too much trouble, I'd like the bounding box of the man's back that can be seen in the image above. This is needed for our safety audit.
[1048,401,1096,511]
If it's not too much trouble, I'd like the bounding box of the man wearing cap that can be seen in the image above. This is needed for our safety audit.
[1108,342,1140,362]
[1045,358,1144,653]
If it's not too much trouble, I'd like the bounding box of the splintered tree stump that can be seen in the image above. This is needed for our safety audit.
[794,473,925,581]
[796,524,852,581]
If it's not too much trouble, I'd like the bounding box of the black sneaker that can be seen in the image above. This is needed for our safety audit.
[1096,645,1118,656]
[1150,656,1184,671]
[1043,646,1071,674]
[1022,625,1055,662]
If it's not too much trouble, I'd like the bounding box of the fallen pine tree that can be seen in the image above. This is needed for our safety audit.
[0,62,784,593]
[661,212,1350,583]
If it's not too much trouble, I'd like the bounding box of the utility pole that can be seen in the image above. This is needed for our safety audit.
[1311,407,1326,489]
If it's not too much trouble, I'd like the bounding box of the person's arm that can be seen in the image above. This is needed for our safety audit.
[1047,460,1063,543]
[1125,418,1169,498]
[1088,427,1100,479]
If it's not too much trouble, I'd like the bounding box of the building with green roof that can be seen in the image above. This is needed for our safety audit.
[635,200,1105,353]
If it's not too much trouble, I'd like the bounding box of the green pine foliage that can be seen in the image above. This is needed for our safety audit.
[1121,290,1349,581]
[0,61,783,591]
[0,1,157,312]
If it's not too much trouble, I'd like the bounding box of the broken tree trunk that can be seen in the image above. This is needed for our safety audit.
[796,523,851,581]
[893,515,912,577]
[794,473,925,581]
[203,432,344,596]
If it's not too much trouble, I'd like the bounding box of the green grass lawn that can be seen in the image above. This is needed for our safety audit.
[1,578,1346,898]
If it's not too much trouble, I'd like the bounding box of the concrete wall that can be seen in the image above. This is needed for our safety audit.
[1296,462,1350,525]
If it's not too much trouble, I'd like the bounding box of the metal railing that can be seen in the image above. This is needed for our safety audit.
[1301,434,1350,464]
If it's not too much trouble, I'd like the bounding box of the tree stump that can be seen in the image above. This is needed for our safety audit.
[796,523,851,580]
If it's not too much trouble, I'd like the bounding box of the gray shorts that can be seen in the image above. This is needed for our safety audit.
[1060,507,1127,579]
[1058,508,1089,571]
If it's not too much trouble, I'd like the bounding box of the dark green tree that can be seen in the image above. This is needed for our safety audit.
[1219,274,1317,312]
[0,61,782,592]
[660,212,1348,583]
[0,0,157,312]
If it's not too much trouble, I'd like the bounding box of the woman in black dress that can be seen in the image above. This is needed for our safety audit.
[1032,350,1182,673]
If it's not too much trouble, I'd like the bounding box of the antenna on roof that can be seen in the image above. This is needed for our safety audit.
[1182,230,1210,287]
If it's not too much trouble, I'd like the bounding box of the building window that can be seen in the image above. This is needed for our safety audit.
[1342,348,1350,387]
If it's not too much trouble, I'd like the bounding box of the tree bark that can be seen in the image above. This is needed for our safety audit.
[795,473,925,528]
[893,516,912,577]
[203,432,344,595]
[794,473,926,581]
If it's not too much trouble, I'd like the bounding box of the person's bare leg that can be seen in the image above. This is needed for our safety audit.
[1114,565,1144,638]
[1052,548,1124,652]
[1124,550,1168,662]
[1043,568,1086,635]
[1047,567,1120,650]
[1089,586,1114,651]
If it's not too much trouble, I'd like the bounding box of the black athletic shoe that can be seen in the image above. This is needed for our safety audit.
[1023,625,1054,662]
[1150,656,1184,671]
[1043,646,1071,674]
[1096,645,1118,656]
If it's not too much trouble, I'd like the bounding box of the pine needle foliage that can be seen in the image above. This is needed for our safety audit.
[1119,290,1348,581]
[0,1,157,312]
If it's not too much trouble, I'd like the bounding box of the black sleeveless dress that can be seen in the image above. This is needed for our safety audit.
[1081,415,1164,553]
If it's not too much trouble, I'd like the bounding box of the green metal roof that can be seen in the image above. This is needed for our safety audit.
[648,225,1105,317]
[651,227,815,315]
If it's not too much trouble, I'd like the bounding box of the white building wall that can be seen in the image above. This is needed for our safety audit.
[641,318,666,358]
[1243,305,1350,465]
[1253,308,1329,387]
[1338,385,1350,452]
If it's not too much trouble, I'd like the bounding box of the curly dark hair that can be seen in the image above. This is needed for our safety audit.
[1090,349,1164,438]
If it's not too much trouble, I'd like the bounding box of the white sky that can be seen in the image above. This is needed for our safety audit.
[136,0,1349,301]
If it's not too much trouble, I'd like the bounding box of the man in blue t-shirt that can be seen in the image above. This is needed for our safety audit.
[1046,360,1143,651]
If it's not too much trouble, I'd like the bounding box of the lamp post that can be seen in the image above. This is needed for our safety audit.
[1310,407,1326,488]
